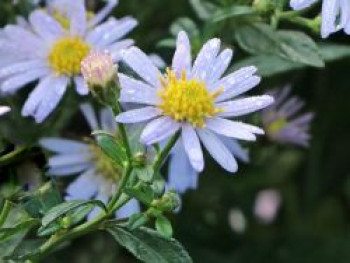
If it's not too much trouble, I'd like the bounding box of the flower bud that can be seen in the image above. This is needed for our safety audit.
[81,50,116,88]
[81,51,121,109]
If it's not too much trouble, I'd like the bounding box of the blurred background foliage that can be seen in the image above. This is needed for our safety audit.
[1,0,350,262]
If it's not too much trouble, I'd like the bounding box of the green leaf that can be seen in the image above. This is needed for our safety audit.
[38,200,107,236]
[93,131,127,165]
[319,43,350,62]
[5,239,45,261]
[128,213,149,230]
[124,184,155,206]
[135,166,154,183]
[189,0,218,21]
[170,17,199,38]
[150,173,165,196]
[211,6,255,23]
[0,219,38,241]
[278,30,324,67]
[234,23,281,55]
[232,54,305,77]
[155,216,173,239]
[22,181,62,218]
[157,38,176,48]
[234,23,324,68]
[107,225,192,263]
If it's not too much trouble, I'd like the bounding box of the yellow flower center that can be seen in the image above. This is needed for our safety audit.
[52,9,95,30]
[267,117,288,134]
[48,37,90,76]
[88,140,122,183]
[158,69,222,127]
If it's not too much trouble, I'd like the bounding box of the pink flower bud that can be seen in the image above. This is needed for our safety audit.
[81,51,116,87]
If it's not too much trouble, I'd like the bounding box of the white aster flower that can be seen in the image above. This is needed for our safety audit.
[0,0,136,123]
[40,103,140,219]
[290,0,350,38]
[116,31,274,173]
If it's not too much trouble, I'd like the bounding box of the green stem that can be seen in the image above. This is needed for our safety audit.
[153,131,180,173]
[0,200,11,227]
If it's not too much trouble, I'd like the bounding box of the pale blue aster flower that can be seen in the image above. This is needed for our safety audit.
[290,0,350,38]
[40,103,140,220]
[0,0,136,123]
[116,31,274,174]
[262,86,314,147]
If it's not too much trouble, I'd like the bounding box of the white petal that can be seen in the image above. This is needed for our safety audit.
[66,169,98,200]
[119,73,159,105]
[215,68,261,102]
[168,145,199,194]
[32,76,68,123]
[217,95,274,117]
[74,76,89,95]
[0,60,47,79]
[290,0,317,10]
[208,49,233,84]
[121,47,162,87]
[182,124,204,172]
[219,136,249,163]
[29,10,64,41]
[1,68,50,95]
[85,18,117,46]
[206,117,264,141]
[116,107,161,123]
[80,103,99,130]
[116,199,141,219]
[0,106,10,116]
[48,152,92,167]
[321,0,338,38]
[100,108,116,132]
[197,129,238,173]
[48,163,92,176]
[70,0,86,37]
[191,38,221,81]
[94,17,137,48]
[88,0,119,27]
[140,117,180,145]
[40,138,90,153]
[107,39,134,61]
[172,31,192,78]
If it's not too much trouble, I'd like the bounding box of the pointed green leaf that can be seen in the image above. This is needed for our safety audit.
[155,216,173,239]
[107,225,192,263]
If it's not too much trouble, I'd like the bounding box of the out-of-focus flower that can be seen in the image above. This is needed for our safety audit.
[262,86,314,147]
[81,50,116,88]
[0,105,11,116]
[116,31,274,173]
[254,189,281,224]
[168,137,249,194]
[228,208,247,234]
[40,103,140,219]
[0,0,136,123]
[290,0,350,38]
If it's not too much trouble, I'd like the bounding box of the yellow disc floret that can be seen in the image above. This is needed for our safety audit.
[48,37,90,76]
[267,117,288,135]
[158,69,222,127]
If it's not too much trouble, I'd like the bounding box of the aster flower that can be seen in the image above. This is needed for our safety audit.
[40,103,140,219]
[262,86,314,147]
[0,105,11,116]
[290,0,350,38]
[116,31,274,173]
[0,0,136,123]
